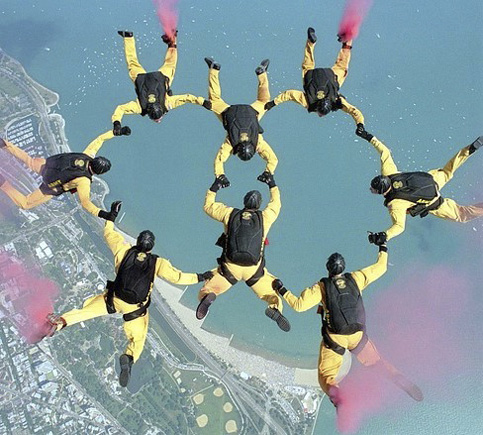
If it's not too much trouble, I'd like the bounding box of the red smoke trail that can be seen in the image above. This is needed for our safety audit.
[338,0,373,42]
[336,265,471,433]
[153,0,179,40]
[0,252,59,343]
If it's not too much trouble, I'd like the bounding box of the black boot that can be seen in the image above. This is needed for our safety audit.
[204,57,221,70]
[196,293,216,320]
[117,30,133,38]
[265,307,291,332]
[255,59,270,75]
[119,354,134,387]
[307,27,317,44]
[469,136,483,154]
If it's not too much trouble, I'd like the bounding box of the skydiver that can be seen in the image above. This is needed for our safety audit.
[196,172,290,332]
[45,202,213,388]
[272,247,423,406]
[264,27,365,131]
[356,127,483,244]
[0,130,127,218]
[204,56,278,187]
[113,30,211,134]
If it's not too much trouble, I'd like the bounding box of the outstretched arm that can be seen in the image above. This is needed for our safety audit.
[155,257,198,285]
[82,130,115,157]
[203,189,233,224]
[340,96,364,125]
[261,186,281,231]
[370,137,399,176]
[385,203,409,240]
[166,94,205,110]
[74,178,101,217]
[257,137,279,174]
[103,220,131,265]
[111,100,142,124]
[214,139,233,177]
[273,90,308,108]
[351,248,388,291]
[279,282,323,312]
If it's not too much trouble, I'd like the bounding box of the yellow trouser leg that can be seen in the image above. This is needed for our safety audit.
[0,183,52,209]
[318,341,344,395]
[159,47,178,85]
[198,270,233,300]
[61,294,109,326]
[251,72,270,121]
[430,198,483,222]
[208,69,229,120]
[429,145,472,189]
[302,40,316,78]
[250,269,283,311]
[123,36,146,82]
[123,312,149,362]
[4,141,46,173]
[331,41,352,87]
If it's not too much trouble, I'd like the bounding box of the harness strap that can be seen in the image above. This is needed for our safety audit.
[123,297,151,322]
[105,280,116,314]
[217,259,238,285]
[350,331,369,356]
[322,321,346,356]
[245,257,266,287]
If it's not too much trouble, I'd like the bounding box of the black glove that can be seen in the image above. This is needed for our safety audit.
[272,279,287,296]
[368,231,387,246]
[257,171,276,188]
[264,100,276,111]
[210,175,230,192]
[98,200,122,222]
[355,123,373,142]
[113,121,122,136]
[197,271,214,282]
[202,99,212,110]
[120,126,131,136]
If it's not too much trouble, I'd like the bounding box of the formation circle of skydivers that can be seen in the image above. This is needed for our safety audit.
[0,19,482,409]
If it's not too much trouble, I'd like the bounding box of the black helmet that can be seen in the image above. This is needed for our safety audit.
[235,142,255,161]
[317,98,332,116]
[147,103,165,121]
[370,175,391,194]
[243,190,262,210]
[90,156,111,175]
[136,230,155,252]
[326,253,345,277]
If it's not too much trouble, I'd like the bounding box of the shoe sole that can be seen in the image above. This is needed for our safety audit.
[119,355,132,388]
[196,293,216,320]
[265,308,291,332]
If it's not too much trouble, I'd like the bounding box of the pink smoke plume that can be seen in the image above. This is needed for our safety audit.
[0,252,59,344]
[335,264,472,433]
[338,0,373,42]
[153,0,179,40]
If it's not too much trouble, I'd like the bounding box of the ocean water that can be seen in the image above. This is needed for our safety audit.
[1,1,482,433]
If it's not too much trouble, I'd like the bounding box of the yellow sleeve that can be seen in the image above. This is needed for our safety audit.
[82,130,114,158]
[283,282,323,312]
[166,94,204,110]
[351,251,388,291]
[155,257,198,285]
[103,221,132,267]
[385,200,410,240]
[257,137,278,174]
[111,100,142,123]
[370,137,399,176]
[203,190,233,225]
[273,90,308,108]
[73,177,101,217]
[340,97,364,125]
[261,186,281,233]
[214,139,233,177]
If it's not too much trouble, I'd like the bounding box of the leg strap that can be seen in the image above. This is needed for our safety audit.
[322,321,346,356]
[218,259,238,285]
[245,257,266,287]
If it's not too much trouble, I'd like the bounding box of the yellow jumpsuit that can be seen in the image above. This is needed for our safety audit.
[207,68,278,177]
[371,136,483,240]
[282,251,389,394]
[272,38,364,125]
[112,35,205,123]
[60,221,198,363]
[0,131,114,216]
[199,186,283,311]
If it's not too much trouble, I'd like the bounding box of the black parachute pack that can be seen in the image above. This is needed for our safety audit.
[224,208,264,266]
[303,68,340,112]
[221,105,263,149]
[134,71,170,116]
[39,153,93,196]
[320,274,365,335]
[111,247,158,305]
[384,172,441,217]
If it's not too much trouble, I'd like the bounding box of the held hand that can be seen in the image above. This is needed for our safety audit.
[110,201,122,215]
[272,279,287,296]
[113,121,122,136]
[355,123,373,141]
[197,271,214,282]
[209,175,230,192]
[202,99,212,110]
[264,100,276,111]
[368,231,387,246]
[98,200,122,222]
[121,126,131,136]
[257,171,276,188]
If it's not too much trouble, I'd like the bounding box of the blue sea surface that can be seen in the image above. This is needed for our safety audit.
[1,1,481,433]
